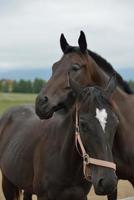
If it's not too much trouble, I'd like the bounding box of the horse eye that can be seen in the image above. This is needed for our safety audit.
[72,64,81,71]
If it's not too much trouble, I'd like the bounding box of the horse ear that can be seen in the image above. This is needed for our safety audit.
[68,73,83,96]
[60,33,69,53]
[78,31,87,53]
[104,74,117,98]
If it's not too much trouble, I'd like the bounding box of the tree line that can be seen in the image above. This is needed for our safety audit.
[0,79,134,94]
[0,79,47,93]
[128,80,134,91]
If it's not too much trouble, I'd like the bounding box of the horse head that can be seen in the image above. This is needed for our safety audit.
[36,31,103,119]
[70,75,119,195]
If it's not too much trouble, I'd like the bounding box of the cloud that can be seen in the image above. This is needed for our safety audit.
[0,0,133,70]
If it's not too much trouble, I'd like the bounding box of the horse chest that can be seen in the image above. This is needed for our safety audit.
[55,185,89,200]
[40,181,90,200]
[34,150,90,199]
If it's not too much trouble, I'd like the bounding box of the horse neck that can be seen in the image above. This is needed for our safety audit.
[92,63,134,160]
[112,88,134,145]
[87,57,108,88]
[90,61,129,112]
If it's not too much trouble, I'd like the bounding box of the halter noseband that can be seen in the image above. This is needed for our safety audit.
[75,104,116,181]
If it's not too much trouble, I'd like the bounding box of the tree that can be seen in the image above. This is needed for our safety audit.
[0,78,47,93]
[22,80,33,93]
[33,78,46,93]
[12,80,19,93]
[0,81,2,92]
[129,80,134,90]
[18,80,26,93]
[2,82,9,92]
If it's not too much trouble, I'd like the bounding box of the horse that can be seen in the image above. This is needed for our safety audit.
[35,31,134,200]
[0,75,118,200]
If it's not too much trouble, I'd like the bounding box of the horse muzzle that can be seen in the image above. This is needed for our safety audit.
[35,95,66,119]
[92,168,117,196]
[35,90,76,119]
[35,95,54,119]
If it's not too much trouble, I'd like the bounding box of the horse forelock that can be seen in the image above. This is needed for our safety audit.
[79,86,111,113]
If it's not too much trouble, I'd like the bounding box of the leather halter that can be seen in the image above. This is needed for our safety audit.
[75,104,116,181]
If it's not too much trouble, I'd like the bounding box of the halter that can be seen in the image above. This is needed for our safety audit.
[75,104,116,181]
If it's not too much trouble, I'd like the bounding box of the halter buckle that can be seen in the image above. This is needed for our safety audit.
[83,154,90,165]
[75,126,79,134]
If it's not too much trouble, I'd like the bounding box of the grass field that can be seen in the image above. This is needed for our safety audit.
[0,92,37,115]
[0,93,133,199]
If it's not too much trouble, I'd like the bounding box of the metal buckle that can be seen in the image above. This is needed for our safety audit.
[83,154,90,164]
[75,127,79,134]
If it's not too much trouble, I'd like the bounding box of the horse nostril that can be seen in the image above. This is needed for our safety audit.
[96,177,107,194]
[97,177,104,189]
[97,175,117,195]
[43,96,48,103]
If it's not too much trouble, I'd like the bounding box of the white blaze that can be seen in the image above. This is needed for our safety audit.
[95,108,108,132]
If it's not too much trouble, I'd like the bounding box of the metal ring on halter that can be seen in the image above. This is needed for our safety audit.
[83,154,90,164]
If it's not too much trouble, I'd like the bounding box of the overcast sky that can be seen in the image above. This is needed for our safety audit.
[0,0,133,71]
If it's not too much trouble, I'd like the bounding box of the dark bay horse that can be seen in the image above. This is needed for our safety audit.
[36,31,134,199]
[0,76,118,200]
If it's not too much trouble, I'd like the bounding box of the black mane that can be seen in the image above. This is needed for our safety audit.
[88,50,133,94]
[64,46,133,94]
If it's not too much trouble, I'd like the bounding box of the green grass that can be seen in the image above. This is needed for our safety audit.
[0,93,37,115]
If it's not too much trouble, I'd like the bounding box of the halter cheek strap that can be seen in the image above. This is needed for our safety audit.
[75,104,116,181]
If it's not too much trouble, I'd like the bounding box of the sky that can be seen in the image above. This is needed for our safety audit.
[0,0,134,71]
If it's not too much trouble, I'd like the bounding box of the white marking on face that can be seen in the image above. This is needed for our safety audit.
[95,108,108,132]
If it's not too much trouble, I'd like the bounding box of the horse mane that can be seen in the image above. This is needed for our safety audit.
[88,50,133,94]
